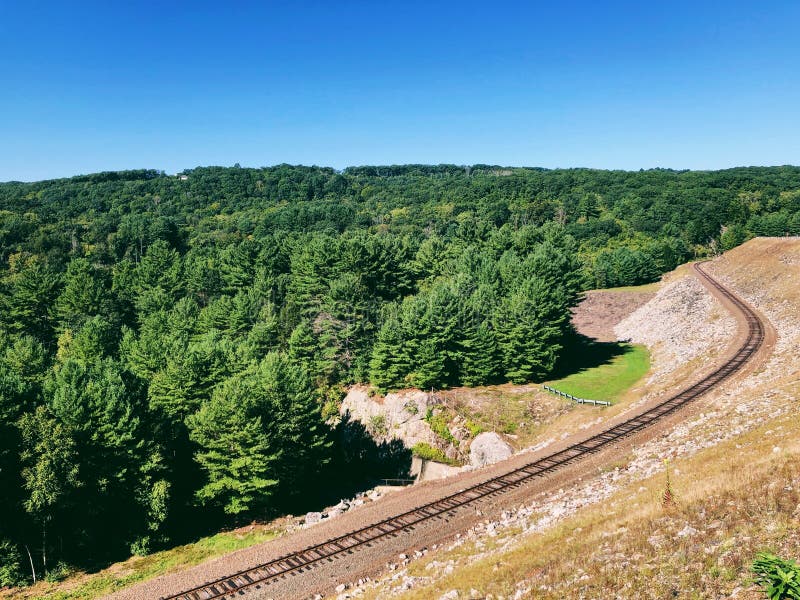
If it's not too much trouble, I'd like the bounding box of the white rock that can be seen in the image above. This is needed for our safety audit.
[470,432,513,467]
[677,525,698,537]
[304,511,322,525]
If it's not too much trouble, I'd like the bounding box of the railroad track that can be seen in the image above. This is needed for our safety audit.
[163,262,764,600]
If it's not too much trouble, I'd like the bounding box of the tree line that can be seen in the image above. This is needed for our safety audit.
[0,164,798,584]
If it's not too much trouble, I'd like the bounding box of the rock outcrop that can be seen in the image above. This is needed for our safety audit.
[340,386,439,448]
[469,432,513,467]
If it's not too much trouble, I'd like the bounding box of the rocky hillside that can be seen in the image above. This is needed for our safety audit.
[330,238,800,600]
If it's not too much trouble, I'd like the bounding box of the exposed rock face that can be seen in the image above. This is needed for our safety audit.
[469,432,513,467]
[340,386,438,448]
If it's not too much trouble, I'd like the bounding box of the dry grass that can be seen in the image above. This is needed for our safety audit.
[0,524,280,600]
[361,402,800,600]
[354,239,800,600]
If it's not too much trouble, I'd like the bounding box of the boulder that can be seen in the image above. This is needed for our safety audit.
[304,511,322,525]
[469,432,513,467]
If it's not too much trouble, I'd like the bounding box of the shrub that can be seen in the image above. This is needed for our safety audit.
[411,442,459,466]
[129,536,152,557]
[465,420,484,437]
[0,539,26,586]
[425,409,456,444]
[403,400,419,415]
[44,561,72,583]
[751,552,800,599]
[368,414,388,437]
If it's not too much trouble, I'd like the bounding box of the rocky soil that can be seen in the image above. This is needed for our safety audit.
[332,242,800,599]
[572,288,655,342]
[614,275,736,388]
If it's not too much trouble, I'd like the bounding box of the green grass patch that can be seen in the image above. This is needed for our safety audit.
[411,442,459,466]
[5,527,279,600]
[547,343,649,402]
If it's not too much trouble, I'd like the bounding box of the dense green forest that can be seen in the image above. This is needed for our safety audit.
[1,164,799,584]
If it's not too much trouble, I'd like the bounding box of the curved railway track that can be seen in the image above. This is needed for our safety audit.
[162,262,765,600]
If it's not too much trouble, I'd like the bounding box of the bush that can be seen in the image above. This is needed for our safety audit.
[129,536,152,557]
[368,414,388,437]
[411,442,458,465]
[0,539,26,587]
[465,420,484,437]
[44,561,72,583]
[425,409,456,444]
[751,552,800,599]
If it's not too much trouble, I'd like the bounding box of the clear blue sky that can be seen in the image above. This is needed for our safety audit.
[1,0,799,181]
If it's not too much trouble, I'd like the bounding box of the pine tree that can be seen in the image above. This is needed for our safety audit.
[186,376,279,515]
[459,321,500,386]
[405,281,461,389]
[287,320,321,383]
[1,255,62,342]
[317,273,372,383]
[187,352,330,515]
[369,314,411,391]
[0,363,27,556]
[410,336,446,389]
[148,331,234,422]
[55,258,113,330]
[494,278,563,384]
[58,316,117,363]
[254,353,331,501]
[46,358,158,553]
[243,302,280,362]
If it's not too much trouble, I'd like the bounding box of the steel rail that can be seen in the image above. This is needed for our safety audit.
[161,261,764,600]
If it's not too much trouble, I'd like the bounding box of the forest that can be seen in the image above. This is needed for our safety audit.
[1,164,799,584]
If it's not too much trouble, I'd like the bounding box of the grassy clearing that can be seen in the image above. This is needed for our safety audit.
[547,343,649,402]
[1,525,280,600]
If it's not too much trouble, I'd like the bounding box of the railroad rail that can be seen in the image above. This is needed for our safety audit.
[162,262,764,600]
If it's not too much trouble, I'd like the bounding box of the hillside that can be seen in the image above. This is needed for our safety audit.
[332,237,800,599]
[1,163,799,589]
[2,239,796,599]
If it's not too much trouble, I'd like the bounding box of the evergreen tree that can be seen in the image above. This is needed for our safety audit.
[458,321,500,386]
[317,273,372,383]
[55,258,113,330]
[1,255,61,342]
[186,375,279,515]
[369,313,411,391]
[187,353,330,515]
[287,320,321,383]
[19,406,80,576]
[148,331,234,422]
[46,358,159,555]
[495,278,564,383]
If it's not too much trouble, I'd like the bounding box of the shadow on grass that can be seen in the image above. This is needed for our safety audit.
[548,328,633,381]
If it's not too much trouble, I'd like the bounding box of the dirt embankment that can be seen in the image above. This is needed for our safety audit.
[571,287,655,341]
[341,239,799,600]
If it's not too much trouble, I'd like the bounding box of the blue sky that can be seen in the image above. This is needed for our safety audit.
[1,0,799,181]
